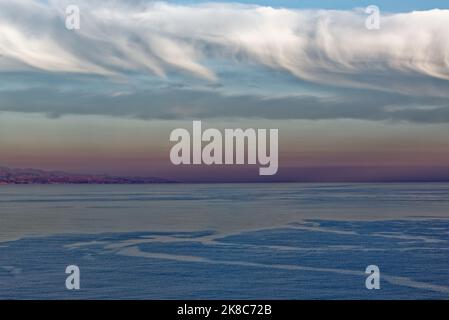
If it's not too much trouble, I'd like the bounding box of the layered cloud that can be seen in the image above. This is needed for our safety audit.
[1,85,449,123]
[0,0,449,95]
[1,1,449,123]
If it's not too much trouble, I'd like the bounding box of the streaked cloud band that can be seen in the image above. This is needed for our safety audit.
[1,0,449,96]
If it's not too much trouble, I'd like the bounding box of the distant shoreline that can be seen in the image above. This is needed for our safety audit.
[0,166,175,184]
[1,181,449,185]
[2,165,449,184]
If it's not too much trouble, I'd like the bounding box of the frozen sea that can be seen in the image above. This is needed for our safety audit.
[1,183,449,299]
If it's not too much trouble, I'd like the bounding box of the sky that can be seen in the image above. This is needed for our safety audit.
[0,0,448,182]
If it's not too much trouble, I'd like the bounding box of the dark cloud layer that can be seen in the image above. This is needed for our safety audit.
[1,86,449,123]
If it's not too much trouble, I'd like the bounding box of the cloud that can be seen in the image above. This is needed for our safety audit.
[1,85,449,123]
[0,0,449,96]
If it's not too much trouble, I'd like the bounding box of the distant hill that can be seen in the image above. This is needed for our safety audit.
[0,166,175,184]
